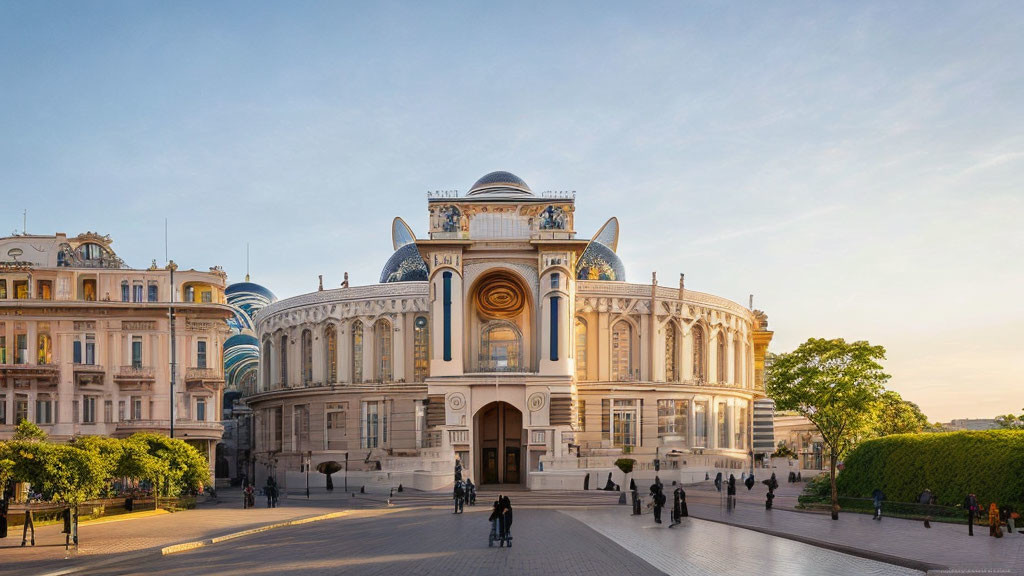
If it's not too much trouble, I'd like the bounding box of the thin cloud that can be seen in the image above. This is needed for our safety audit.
[690,205,845,246]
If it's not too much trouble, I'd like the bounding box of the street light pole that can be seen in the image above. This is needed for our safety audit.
[344,451,348,493]
[167,260,177,439]
[306,451,311,499]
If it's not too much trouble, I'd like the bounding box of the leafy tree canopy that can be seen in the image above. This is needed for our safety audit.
[766,337,890,519]
[868,390,930,437]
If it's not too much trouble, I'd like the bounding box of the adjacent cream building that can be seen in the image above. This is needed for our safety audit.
[247,172,774,490]
[0,232,232,477]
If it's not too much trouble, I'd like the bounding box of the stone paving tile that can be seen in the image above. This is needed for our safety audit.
[612,487,1024,575]
[566,507,924,576]
[78,508,666,576]
[0,499,349,576]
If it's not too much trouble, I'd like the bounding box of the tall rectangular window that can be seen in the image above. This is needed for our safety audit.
[37,281,52,300]
[121,282,130,302]
[132,336,143,368]
[197,340,207,369]
[35,398,53,424]
[0,398,6,424]
[83,397,96,424]
[132,397,143,420]
[104,400,113,423]
[13,280,28,299]
[549,296,560,361]
[133,283,143,302]
[612,399,637,447]
[85,334,96,365]
[196,398,207,422]
[362,401,379,448]
[15,396,28,424]
[694,401,708,447]
[73,340,82,364]
[0,333,6,364]
[293,404,309,450]
[0,280,6,299]
[550,272,560,290]
[718,402,729,449]
[442,271,452,361]
[118,401,126,421]
[601,399,610,440]
[576,399,586,431]
[657,399,689,441]
[326,405,347,451]
[16,333,28,364]
[148,283,159,302]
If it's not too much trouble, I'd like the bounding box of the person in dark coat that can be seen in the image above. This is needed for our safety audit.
[650,481,665,524]
[501,495,513,545]
[919,488,934,528]
[744,474,755,491]
[466,479,476,506]
[714,472,723,492]
[679,487,689,518]
[965,493,979,536]
[488,497,504,545]
[871,488,885,520]
[670,487,683,527]
[453,480,465,514]
[764,474,780,510]
[727,475,737,512]
[603,473,616,491]
[631,480,642,516]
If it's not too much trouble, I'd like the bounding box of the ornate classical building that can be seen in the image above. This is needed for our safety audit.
[248,172,773,490]
[0,232,232,478]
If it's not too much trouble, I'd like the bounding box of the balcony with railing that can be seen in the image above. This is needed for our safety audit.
[474,355,523,373]
[185,367,223,382]
[114,365,156,381]
[0,362,59,376]
[448,429,469,446]
[73,363,105,374]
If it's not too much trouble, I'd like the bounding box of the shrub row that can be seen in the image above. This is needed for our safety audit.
[836,430,1024,510]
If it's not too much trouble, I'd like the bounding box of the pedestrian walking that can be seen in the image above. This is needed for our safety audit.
[453,480,465,514]
[670,487,683,527]
[488,497,504,547]
[466,478,476,506]
[765,473,780,510]
[871,488,885,520]
[1000,505,1014,534]
[919,488,934,528]
[650,480,665,524]
[243,483,255,509]
[714,472,723,492]
[965,493,979,536]
[631,483,642,516]
[727,474,737,512]
[989,502,1004,538]
[501,495,513,546]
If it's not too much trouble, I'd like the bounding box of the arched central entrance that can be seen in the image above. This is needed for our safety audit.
[474,401,523,485]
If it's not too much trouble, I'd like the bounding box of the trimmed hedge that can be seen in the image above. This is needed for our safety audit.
[836,430,1024,509]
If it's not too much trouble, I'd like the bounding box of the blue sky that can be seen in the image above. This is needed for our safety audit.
[2,1,1022,421]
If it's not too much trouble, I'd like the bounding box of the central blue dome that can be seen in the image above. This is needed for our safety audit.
[467,171,533,197]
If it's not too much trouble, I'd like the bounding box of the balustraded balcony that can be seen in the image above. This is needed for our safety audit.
[115,365,155,382]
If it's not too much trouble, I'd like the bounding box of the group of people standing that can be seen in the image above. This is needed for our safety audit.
[452,478,476,513]
[632,477,689,527]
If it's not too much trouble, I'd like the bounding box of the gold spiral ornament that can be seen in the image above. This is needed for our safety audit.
[474,272,528,319]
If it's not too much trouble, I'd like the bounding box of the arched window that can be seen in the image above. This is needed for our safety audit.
[413,316,429,382]
[352,321,364,383]
[734,340,742,386]
[480,320,522,372]
[691,324,706,382]
[324,324,337,384]
[611,321,632,381]
[262,337,271,391]
[279,333,288,386]
[717,333,727,383]
[375,319,393,382]
[575,318,588,381]
[665,322,678,382]
[301,329,313,385]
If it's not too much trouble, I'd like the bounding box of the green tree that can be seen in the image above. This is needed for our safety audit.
[868,391,930,437]
[766,338,890,520]
[994,410,1024,430]
[39,444,106,506]
[130,434,209,497]
[12,420,47,442]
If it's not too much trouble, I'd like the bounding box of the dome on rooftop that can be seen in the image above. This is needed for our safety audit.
[467,171,533,198]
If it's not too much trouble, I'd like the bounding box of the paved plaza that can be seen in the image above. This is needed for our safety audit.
[2,486,1021,576]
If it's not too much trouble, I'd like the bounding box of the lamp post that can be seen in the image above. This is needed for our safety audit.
[344,451,349,493]
[167,260,177,439]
